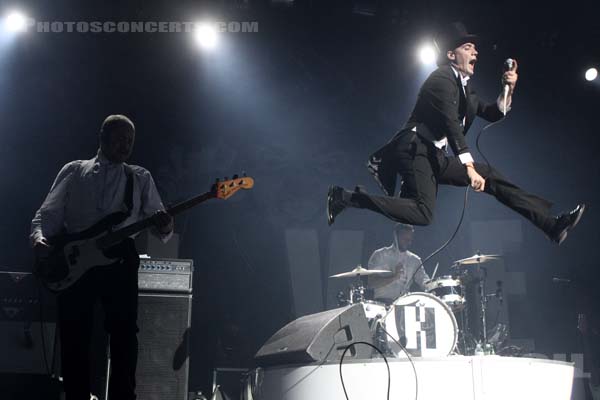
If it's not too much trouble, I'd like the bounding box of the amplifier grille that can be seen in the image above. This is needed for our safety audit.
[136,293,192,400]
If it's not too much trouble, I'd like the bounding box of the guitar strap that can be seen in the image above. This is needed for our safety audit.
[102,165,136,258]
[123,164,134,215]
[97,165,135,230]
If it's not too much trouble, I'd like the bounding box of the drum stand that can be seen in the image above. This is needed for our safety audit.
[454,262,489,355]
[478,264,489,347]
[451,253,502,355]
[372,316,395,358]
[336,280,367,307]
[456,306,474,355]
[475,263,498,354]
[341,275,369,305]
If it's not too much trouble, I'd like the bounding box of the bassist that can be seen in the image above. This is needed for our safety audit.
[30,114,173,400]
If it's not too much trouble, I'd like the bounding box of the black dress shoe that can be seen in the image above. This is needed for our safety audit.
[327,185,346,226]
[548,204,586,245]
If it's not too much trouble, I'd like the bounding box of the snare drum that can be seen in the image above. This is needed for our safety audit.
[384,292,458,357]
[425,275,466,311]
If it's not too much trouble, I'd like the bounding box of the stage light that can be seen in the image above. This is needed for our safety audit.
[194,23,218,50]
[418,44,437,66]
[4,11,28,33]
[585,67,598,82]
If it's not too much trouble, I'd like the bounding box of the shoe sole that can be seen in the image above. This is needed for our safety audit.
[556,204,586,245]
[569,204,586,231]
[556,230,568,245]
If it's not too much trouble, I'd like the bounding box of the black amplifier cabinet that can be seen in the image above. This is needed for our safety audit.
[136,259,193,400]
[136,292,192,400]
[138,258,193,294]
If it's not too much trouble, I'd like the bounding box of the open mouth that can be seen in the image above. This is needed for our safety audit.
[469,59,477,67]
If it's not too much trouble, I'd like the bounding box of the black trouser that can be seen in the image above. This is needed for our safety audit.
[355,135,555,233]
[57,239,139,400]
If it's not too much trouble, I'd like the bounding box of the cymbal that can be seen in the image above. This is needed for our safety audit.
[330,266,393,279]
[453,254,502,266]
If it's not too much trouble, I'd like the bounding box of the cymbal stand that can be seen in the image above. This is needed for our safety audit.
[454,266,475,355]
[349,275,368,304]
[478,263,489,348]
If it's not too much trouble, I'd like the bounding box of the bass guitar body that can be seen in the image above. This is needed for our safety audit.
[36,212,126,292]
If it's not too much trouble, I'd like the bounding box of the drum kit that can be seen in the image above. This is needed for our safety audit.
[331,253,504,357]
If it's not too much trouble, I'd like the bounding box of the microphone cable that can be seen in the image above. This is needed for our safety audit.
[406,115,506,290]
[379,324,419,400]
[405,185,470,291]
[339,341,391,400]
[475,118,506,174]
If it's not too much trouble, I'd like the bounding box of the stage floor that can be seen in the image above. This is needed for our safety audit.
[246,355,574,400]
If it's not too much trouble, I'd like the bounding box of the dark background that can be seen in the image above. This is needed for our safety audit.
[1,0,599,394]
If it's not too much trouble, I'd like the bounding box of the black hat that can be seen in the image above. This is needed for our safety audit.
[433,22,478,54]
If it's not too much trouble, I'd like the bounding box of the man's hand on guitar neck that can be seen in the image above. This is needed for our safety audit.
[152,210,174,234]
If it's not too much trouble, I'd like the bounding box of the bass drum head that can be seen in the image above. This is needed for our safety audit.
[384,292,457,357]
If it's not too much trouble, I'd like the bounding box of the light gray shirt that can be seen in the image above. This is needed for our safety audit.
[31,151,171,245]
[368,246,429,300]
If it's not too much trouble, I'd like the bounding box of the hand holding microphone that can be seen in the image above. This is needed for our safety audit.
[502,58,518,115]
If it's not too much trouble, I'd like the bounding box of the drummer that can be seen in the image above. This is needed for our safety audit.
[367,223,430,304]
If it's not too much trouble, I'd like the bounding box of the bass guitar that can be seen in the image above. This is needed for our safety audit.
[35,175,254,292]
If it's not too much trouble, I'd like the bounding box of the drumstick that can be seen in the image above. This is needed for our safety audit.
[431,262,439,280]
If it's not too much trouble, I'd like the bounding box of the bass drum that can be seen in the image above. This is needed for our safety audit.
[384,292,458,357]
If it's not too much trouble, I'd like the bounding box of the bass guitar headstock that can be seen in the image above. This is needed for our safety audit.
[213,174,255,200]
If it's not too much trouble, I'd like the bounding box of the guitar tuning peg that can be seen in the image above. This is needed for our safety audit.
[215,178,221,183]
[224,176,229,181]
[233,174,239,179]
[242,171,247,177]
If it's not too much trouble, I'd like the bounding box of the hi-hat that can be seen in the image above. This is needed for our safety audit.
[453,254,502,266]
[330,266,392,279]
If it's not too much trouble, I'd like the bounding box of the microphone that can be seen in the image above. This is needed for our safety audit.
[502,58,514,115]
[552,277,571,284]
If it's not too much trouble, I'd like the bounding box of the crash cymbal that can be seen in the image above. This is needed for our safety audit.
[453,254,502,266]
[330,265,393,278]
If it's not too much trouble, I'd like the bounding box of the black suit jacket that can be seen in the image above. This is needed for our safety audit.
[396,65,504,157]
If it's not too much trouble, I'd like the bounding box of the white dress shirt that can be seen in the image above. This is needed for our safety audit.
[31,151,171,245]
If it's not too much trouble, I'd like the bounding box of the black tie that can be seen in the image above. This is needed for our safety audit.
[457,79,467,127]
